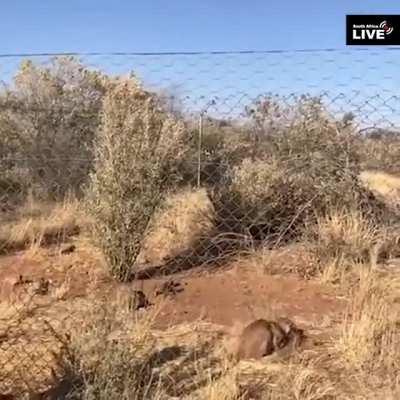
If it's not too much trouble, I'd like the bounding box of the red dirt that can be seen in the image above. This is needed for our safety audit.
[0,245,345,332]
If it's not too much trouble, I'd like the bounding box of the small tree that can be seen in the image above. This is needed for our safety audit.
[86,77,187,281]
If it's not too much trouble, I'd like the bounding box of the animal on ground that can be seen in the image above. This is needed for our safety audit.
[236,319,287,361]
[275,317,297,335]
[286,325,305,349]
[236,317,304,361]
[273,322,306,358]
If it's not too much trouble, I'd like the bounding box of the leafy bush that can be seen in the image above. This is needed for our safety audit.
[179,119,254,187]
[86,77,187,281]
[0,170,26,209]
[212,157,294,239]
[211,95,383,243]
[0,56,107,198]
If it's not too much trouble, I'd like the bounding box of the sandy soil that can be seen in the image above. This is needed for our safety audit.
[0,243,346,396]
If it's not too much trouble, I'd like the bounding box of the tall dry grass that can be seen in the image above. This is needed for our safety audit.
[63,298,163,400]
[332,267,400,397]
[138,187,215,265]
[336,268,400,370]
[310,209,379,270]
[360,170,400,197]
[307,207,400,283]
[0,196,86,255]
[359,170,400,216]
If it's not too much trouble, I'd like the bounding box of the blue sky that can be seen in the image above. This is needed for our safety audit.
[1,1,399,127]
[1,1,400,53]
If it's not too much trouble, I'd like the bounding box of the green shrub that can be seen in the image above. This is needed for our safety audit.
[86,77,187,281]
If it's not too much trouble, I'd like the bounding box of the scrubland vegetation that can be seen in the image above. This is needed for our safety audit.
[1,56,400,399]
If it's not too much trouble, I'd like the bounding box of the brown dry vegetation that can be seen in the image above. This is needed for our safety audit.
[0,179,400,399]
[1,57,400,399]
[138,187,215,265]
[0,196,86,255]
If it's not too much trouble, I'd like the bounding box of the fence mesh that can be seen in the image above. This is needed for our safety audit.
[0,49,400,397]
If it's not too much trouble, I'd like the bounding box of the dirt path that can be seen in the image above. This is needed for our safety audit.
[140,267,344,330]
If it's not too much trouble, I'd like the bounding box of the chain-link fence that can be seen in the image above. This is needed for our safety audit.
[1,49,400,397]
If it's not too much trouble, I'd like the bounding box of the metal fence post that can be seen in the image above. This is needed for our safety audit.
[197,111,203,188]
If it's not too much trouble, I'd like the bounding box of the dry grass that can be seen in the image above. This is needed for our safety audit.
[57,297,240,400]
[360,170,400,215]
[64,299,160,399]
[233,243,317,279]
[335,268,400,372]
[138,187,215,265]
[0,196,87,255]
[309,207,400,284]
[255,361,336,400]
[311,209,379,268]
[0,295,90,397]
[360,170,400,197]
[196,371,242,400]
[322,267,400,399]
